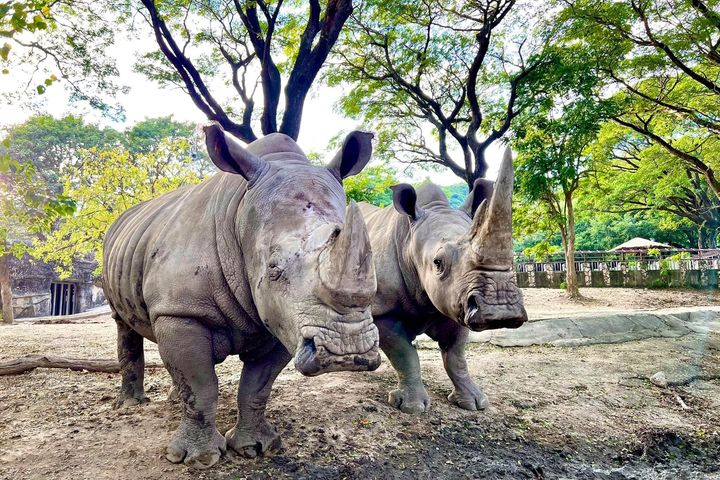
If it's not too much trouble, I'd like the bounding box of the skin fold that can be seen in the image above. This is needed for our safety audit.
[102,125,380,469]
[358,148,528,414]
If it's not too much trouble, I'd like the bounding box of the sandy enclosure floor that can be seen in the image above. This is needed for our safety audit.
[1,288,719,479]
[522,287,720,319]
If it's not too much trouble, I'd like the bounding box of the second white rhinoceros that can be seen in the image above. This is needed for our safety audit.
[359,147,527,414]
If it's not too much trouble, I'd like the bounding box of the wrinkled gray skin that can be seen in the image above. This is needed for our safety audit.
[102,124,380,469]
[358,148,527,414]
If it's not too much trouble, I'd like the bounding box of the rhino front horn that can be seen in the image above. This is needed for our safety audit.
[317,201,377,311]
[469,146,514,267]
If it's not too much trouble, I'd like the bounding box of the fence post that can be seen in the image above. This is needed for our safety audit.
[600,262,610,286]
[528,263,536,287]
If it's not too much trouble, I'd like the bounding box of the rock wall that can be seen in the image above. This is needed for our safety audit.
[0,255,104,318]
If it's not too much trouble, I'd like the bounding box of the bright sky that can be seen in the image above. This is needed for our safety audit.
[1,34,506,185]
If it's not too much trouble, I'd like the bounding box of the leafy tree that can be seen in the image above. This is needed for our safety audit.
[331,0,552,188]
[1,0,124,115]
[1,114,121,193]
[343,164,397,206]
[588,121,720,248]
[123,117,215,176]
[31,139,206,277]
[512,47,615,298]
[0,156,75,323]
[124,116,193,153]
[1,115,210,192]
[513,203,691,258]
[0,115,92,323]
[0,115,207,321]
[441,183,469,208]
[574,214,694,251]
[557,0,720,209]
[126,0,357,142]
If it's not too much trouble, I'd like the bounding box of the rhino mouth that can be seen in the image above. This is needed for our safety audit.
[461,290,528,331]
[294,313,380,376]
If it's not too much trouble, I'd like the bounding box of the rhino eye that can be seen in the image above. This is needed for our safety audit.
[268,262,283,281]
[433,257,444,273]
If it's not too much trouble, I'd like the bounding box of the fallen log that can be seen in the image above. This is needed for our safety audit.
[0,355,163,376]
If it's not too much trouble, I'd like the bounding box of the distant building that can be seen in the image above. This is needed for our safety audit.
[1,255,105,318]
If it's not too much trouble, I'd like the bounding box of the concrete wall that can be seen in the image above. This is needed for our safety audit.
[515,261,719,289]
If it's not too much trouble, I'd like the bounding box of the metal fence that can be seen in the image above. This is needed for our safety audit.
[514,249,720,273]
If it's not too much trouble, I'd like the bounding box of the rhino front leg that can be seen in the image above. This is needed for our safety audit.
[112,311,149,409]
[426,318,489,411]
[155,316,226,469]
[226,341,291,458]
[376,315,431,414]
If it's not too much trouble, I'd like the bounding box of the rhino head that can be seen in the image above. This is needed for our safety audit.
[391,147,527,331]
[205,124,380,375]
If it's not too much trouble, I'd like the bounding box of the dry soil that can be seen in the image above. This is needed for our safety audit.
[1,288,719,479]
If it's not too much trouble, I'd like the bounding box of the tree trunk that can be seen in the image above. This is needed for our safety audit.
[279,84,308,141]
[563,192,580,299]
[700,226,718,249]
[0,252,13,324]
[0,355,163,376]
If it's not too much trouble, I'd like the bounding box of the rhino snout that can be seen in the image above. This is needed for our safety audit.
[293,315,381,376]
[464,292,528,331]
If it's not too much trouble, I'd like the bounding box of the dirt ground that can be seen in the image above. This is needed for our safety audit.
[1,288,719,480]
[522,287,720,319]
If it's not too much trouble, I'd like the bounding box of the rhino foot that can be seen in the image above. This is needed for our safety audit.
[166,425,226,469]
[448,383,489,411]
[225,420,282,458]
[112,393,149,409]
[388,386,431,414]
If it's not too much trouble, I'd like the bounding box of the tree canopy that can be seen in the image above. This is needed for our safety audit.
[32,138,205,277]
[126,0,357,142]
[330,0,552,187]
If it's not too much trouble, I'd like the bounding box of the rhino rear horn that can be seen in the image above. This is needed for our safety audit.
[204,123,268,183]
[469,147,514,267]
[317,201,376,310]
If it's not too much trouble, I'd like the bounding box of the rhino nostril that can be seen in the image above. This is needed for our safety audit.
[303,337,317,355]
[467,294,479,318]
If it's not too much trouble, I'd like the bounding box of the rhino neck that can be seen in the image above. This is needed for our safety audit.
[209,173,263,326]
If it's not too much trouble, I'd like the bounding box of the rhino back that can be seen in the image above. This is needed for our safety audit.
[103,173,261,341]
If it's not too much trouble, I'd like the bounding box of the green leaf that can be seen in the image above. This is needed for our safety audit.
[0,43,10,60]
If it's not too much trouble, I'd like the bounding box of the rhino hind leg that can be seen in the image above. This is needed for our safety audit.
[375,316,431,414]
[426,318,489,411]
[226,341,291,458]
[113,311,149,409]
[155,316,226,469]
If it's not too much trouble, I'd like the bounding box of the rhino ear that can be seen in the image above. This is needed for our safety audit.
[461,178,494,216]
[391,183,421,220]
[204,123,268,183]
[327,131,374,180]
